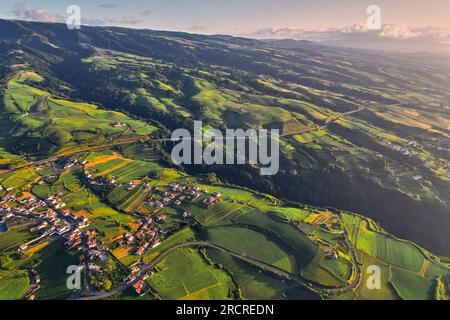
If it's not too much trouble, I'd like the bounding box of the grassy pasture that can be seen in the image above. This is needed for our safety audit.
[199,226,296,272]
[0,169,40,190]
[193,201,249,227]
[301,251,344,287]
[143,227,196,264]
[89,156,164,183]
[356,224,426,273]
[268,207,312,222]
[0,270,30,300]
[34,240,82,300]
[1,71,156,155]
[206,248,320,300]
[350,253,400,300]
[318,254,351,283]
[389,268,435,300]
[206,186,278,211]
[230,210,318,269]
[0,222,37,253]
[108,185,149,213]
[147,248,233,300]
[113,187,146,212]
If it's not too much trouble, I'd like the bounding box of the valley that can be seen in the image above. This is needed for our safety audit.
[0,19,449,300]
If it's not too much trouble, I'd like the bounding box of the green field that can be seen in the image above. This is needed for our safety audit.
[147,248,233,300]
[389,268,435,300]
[0,222,37,253]
[199,226,295,272]
[0,270,30,300]
[143,227,197,263]
[206,248,320,300]
[34,241,82,300]
[356,224,426,273]
[1,70,157,155]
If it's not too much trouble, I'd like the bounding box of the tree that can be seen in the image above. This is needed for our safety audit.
[206,172,221,184]
[103,279,113,291]
[45,129,72,146]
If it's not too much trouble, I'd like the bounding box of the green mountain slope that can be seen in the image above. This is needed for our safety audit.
[0,19,449,258]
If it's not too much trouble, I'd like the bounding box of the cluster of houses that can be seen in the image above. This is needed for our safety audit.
[132,215,163,256]
[1,170,232,297]
[62,159,87,171]
[65,228,82,249]
[383,139,450,179]
[84,171,118,187]
[150,183,214,209]
[45,193,67,210]
[132,279,149,296]
[83,167,154,192]
[0,193,72,238]
[324,247,339,260]
[385,140,419,157]
[202,192,222,207]
[0,185,15,192]
[61,208,89,228]
[66,228,108,263]
[110,121,127,128]
[0,189,95,254]
[126,180,152,191]
[124,272,149,296]
[86,230,109,261]
[25,269,41,300]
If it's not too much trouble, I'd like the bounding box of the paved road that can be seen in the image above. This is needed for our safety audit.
[80,232,92,292]
[281,106,367,137]
[2,136,151,174]
[2,106,367,174]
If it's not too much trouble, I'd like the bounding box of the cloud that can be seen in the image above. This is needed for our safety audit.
[189,24,206,32]
[98,3,122,9]
[10,3,143,27]
[12,2,64,23]
[141,10,152,17]
[116,16,142,25]
[249,24,450,53]
[251,24,450,40]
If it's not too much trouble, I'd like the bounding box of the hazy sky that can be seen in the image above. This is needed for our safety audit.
[1,0,450,35]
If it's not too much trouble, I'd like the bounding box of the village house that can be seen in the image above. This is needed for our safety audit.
[133,280,146,295]
[136,246,145,256]
[203,196,218,206]
[111,121,127,127]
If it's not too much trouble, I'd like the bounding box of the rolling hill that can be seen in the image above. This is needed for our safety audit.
[0,19,449,259]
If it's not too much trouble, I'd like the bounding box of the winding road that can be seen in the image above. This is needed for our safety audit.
[75,237,362,300]
[280,106,367,137]
[2,136,152,174]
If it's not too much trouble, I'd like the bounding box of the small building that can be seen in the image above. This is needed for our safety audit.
[111,122,127,127]
[136,246,145,256]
